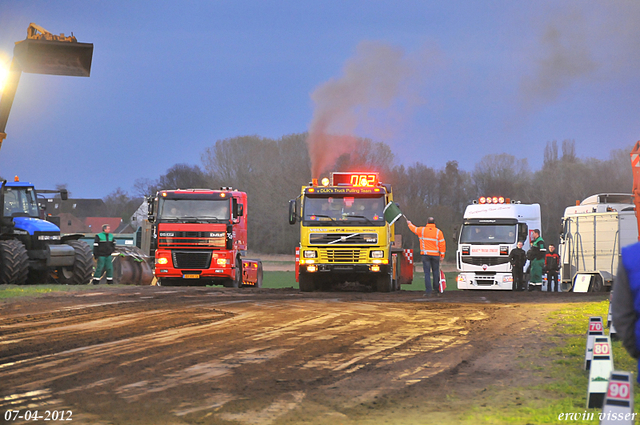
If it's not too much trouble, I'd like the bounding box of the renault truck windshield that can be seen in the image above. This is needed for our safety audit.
[460,224,517,244]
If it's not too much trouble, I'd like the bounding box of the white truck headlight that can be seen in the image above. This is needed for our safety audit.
[303,250,317,258]
[370,250,384,258]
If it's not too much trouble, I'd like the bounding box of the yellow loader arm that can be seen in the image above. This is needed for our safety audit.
[0,23,93,148]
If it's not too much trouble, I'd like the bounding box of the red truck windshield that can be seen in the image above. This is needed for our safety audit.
[158,198,230,221]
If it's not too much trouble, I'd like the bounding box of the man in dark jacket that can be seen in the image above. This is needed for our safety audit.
[544,244,561,292]
[93,224,116,284]
[509,241,527,291]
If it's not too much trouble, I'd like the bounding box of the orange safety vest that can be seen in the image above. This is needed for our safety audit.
[408,222,446,258]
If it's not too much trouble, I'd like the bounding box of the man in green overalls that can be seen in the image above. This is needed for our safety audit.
[93,224,116,284]
[528,229,546,291]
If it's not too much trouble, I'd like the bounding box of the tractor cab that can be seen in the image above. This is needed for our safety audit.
[2,182,40,219]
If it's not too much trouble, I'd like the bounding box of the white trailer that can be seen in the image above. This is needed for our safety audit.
[456,198,542,290]
[559,193,637,292]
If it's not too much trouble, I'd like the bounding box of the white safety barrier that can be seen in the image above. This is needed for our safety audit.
[587,336,614,409]
[600,371,635,424]
[585,316,605,371]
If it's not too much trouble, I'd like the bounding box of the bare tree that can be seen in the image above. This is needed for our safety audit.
[103,188,142,224]
[472,153,531,198]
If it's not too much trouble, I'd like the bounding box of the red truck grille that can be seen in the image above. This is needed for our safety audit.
[159,231,225,248]
[172,250,212,269]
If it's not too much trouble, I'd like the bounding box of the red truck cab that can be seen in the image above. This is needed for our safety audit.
[148,188,262,287]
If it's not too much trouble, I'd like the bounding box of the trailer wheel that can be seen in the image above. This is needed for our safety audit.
[376,272,393,292]
[58,240,94,285]
[255,262,263,288]
[590,275,604,292]
[0,239,29,285]
[299,273,316,292]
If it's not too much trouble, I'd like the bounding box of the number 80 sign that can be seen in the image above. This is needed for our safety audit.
[594,342,611,356]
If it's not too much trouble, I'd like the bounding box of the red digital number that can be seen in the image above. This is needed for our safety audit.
[349,174,376,187]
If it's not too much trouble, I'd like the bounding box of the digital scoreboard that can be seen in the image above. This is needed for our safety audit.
[331,172,379,187]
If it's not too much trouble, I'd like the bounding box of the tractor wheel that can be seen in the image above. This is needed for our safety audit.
[376,271,393,293]
[58,240,94,285]
[0,240,29,285]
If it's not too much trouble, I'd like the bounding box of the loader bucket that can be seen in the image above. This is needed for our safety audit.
[13,39,93,77]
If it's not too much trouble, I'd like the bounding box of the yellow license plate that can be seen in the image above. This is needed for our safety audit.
[183,274,200,279]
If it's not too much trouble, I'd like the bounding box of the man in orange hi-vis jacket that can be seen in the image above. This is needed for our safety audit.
[406,216,446,296]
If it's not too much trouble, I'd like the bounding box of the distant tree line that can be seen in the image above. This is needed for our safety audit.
[99,134,633,257]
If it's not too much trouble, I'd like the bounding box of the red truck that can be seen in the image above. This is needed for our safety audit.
[147,188,262,287]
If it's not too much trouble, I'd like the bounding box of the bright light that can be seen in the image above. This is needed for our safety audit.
[321,177,330,186]
[0,55,10,93]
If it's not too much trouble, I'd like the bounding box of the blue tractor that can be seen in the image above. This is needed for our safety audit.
[0,179,94,285]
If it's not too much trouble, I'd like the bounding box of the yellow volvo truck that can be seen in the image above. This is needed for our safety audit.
[288,172,413,292]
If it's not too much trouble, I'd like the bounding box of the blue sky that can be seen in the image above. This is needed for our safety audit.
[0,1,638,198]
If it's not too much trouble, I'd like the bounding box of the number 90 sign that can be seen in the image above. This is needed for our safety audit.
[607,382,630,400]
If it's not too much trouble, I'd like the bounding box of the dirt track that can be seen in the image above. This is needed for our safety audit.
[0,287,608,424]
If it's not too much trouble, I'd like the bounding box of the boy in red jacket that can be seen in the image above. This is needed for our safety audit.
[544,244,561,292]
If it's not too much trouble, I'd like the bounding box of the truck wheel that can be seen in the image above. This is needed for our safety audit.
[224,260,242,288]
[58,240,94,285]
[376,272,393,292]
[299,273,316,292]
[0,240,29,285]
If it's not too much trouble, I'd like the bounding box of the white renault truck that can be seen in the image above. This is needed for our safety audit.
[456,197,542,290]
[559,193,637,292]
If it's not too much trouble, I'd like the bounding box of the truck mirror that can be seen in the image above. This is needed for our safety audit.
[147,196,155,217]
[232,198,243,219]
[452,225,459,241]
[288,199,297,225]
[59,188,68,201]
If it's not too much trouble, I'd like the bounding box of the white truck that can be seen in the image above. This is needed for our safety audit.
[559,193,637,292]
[456,197,542,290]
